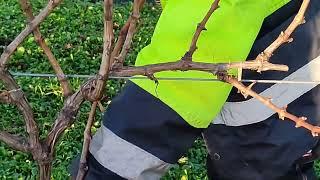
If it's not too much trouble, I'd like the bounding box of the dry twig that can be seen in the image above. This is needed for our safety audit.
[111,59,288,77]
[0,0,63,67]
[0,0,315,179]
[183,0,220,61]
[112,0,145,68]
[89,0,114,101]
[19,0,72,97]
[109,0,145,67]
[76,102,98,180]
[255,0,310,66]
[220,75,320,137]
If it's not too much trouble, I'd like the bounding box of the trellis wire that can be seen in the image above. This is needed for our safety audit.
[9,71,320,84]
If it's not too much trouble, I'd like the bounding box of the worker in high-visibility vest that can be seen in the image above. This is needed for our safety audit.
[71,0,320,179]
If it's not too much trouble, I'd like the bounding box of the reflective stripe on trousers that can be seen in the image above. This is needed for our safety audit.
[213,55,320,126]
[86,81,202,180]
[89,126,172,180]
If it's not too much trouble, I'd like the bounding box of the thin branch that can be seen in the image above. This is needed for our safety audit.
[255,0,310,63]
[0,0,63,67]
[100,0,114,77]
[76,101,98,180]
[183,0,220,61]
[19,0,72,97]
[98,101,105,112]
[112,0,145,68]
[109,0,145,67]
[0,131,30,152]
[0,69,41,151]
[111,59,288,77]
[89,0,114,101]
[0,0,313,179]
[109,19,131,67]
[220,75,320,137]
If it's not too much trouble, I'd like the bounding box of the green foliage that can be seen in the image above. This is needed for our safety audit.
[1,0,319,179]
[161,139,208,180]
[0,0,165,179]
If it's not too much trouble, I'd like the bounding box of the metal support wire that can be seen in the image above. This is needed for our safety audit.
[9,71,320,84]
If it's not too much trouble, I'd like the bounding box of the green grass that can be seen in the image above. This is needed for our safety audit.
[0,0,162,179]
[0,0,319,179]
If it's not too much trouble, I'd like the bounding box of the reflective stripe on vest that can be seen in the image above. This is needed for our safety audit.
[213,55,320,126]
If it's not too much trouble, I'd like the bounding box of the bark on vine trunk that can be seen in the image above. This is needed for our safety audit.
[39,161,52,180]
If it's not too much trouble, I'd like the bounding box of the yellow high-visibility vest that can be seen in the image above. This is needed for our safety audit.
[132,0,290,128]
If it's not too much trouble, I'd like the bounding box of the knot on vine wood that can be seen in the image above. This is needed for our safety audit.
[28,21,35,28]
[311,127,320,137]
[63,106,77,119]
[81,77,99,102]
[81,75,107,102]
[287,37,294,43]
[10,89,24,102]
[131,13,140,20]
[280,31,294,43]
[179,59,192,71]
[112,63,123,70]
[37,157,54,166]
[256,52,271,63]
[143,68,158,84]
[197,23,207,31]
[96,74,108,81]
[237,82,256,99]
[0,91,13,103]
[255,58,273,73]
[216,71,228,81]
[79,162,89,172]
[111,57,124,70]
[50,0,61,7]
[182,52,195,62]
[295,117,307,128]
[33,149,53,164]
[34,35,44,44]
[278,106,288,120]
[0,89,24,104]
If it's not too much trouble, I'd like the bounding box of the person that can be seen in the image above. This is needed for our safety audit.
[71,0,320,179]
[204,1,320,179]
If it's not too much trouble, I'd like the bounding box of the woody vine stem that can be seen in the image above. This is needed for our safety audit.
[0,0,314,179]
